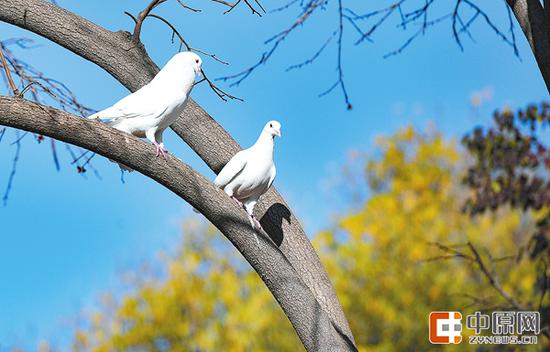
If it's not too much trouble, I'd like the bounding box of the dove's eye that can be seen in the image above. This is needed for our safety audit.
[195,59,199,64]
[269,123,273,128]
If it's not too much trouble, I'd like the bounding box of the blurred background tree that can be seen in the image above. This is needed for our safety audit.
[62,105,548,351]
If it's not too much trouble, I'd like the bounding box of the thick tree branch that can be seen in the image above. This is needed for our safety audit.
[0,96,355,352]
[0,0,356,347]
[506,0,550,92]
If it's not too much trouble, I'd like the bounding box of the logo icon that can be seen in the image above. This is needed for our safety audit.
[429,311,462,344]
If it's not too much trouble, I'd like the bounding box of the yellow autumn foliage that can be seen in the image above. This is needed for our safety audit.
[70,127,548,351]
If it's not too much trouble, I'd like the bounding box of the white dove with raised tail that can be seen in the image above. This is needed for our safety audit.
[213,120,281,233]
[88,52,202,170]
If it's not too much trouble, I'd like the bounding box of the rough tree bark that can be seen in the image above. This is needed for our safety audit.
[506,0,550,92]
[0,0,357,350]
[0,96,355,351]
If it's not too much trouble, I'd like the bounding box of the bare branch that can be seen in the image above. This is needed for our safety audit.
[467,241,523,309]
[0,38,100,185]
[50,138,60,171]
[218,0,323,85]
[2,129,21,206]
[270,0,299,13]
[0,44,19,96]
[221,0,526,107]
[140,13,240,101]
[223,0,265,16]
[319,0,352,110]
[132,0,167,42]
[0,39,94,117]
[462,0,519,53]
[145,13,228,65]
[211,0,235,8]
[175,0,201,12]
[286,32,336,71]
[195,71,243,102]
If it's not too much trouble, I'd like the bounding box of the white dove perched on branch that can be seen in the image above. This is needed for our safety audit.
[214,120,281,232]
[88,52,202,166]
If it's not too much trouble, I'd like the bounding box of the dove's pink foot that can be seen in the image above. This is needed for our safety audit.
[230,196,243,207]
[251,215,263,232]
[154,142,168,160]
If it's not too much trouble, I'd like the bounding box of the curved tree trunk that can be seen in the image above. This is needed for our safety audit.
[0,0,357,349]
[0,96,356,351]
[506,0,550,93]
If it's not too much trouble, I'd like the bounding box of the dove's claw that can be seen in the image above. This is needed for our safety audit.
[230,196,243,207]
[154,142,168,160]
[251,215,263,232]
[247,215,262,246]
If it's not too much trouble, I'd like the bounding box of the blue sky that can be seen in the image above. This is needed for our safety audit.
[0,0,548,349]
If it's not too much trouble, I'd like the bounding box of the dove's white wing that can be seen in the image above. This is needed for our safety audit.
[89,83,166,121]
[214,150,249,188]
[266,165,276,190]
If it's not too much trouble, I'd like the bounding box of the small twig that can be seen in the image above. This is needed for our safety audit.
[335,0,352,109]
[10,131,28,145]
[428,241,474,261]
[383,12,451,59]
[18,81,38,97]
[198,70,243,101]
[452,0,464,51]
[462,0,518,53]
[82,153,96,167]
[120,169,126,184]
[224,0,242,14]
[127,12,239,101]
[353,3,401,45]
[132,0,167,42]
[287,32,336,71]
[3,130,22,206]
[223,0,264,16]
[504,0,519,57]
[146,13,229,64]
[0,44,20,96]
[176,0,201,12]
[124,11,138,23]
[71,150,90,165]
[467,242,523,309]
[50,138,60,171]
[0,40,94,117]
[420,254,469,262]
[250,0,266,14]
[218,0,323,85]
[270,0,298,13]
[211,0,235,7]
